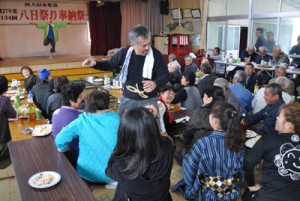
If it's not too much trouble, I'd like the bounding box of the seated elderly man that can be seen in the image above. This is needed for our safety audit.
[268,67,294,96]
[229,70,253,113]
[213,78,243,116]
[167,53,180,67]
[241,44,258,63]
[271,45,290,67]
[254,46,273,64]
[168,61,182,85]
[252,76,293,113]
[183,55,198,73]
[196,63,216,98]
[247,83,285,135]
[244,63,258,93]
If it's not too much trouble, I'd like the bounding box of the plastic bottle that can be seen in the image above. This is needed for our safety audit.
[228,53,233,63]
[241,113,248,137]
[13,88,21,113]
[28,91,33,102]
[104,72,108,85]
[27,95,37,125]
[254,81,259,94]
[268,59,272,66]
[13,96,20,113]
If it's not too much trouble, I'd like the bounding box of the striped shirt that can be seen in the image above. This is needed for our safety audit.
[182,131,245,200]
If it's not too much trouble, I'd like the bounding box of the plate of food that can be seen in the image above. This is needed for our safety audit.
[168,105,174,110]
[245,135,262,148]
[31,124,52,136]
[10,95,25,101]
[94,78,103,82]
[28,171,61,189]
[246,130,257,138]
[5,90,17,94]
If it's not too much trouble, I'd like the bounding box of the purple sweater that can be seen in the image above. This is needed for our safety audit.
[52,106,82,166]
[0,95,17,144]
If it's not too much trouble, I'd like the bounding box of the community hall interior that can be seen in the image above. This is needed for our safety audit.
[1,0,300,201]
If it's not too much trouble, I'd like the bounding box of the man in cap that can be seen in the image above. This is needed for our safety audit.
[31,68,52,114]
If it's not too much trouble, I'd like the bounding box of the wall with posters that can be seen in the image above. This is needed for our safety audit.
[0,1,90,58]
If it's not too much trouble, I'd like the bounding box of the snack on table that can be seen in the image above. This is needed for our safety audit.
[33,173,55,186]
[33,124,52,136]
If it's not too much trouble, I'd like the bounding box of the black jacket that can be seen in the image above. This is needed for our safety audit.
[196,74,217,98]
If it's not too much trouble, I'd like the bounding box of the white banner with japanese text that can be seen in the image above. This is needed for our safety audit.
[0,2,88,24]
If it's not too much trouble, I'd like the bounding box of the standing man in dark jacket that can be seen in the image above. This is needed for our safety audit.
[247,83,285,135]
[255,27,267,51]
[82,25,169,115]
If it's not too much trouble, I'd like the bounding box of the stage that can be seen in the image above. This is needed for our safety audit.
[0,54,105,75]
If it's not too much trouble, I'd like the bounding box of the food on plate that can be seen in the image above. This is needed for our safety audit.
[245,135,262,148]
[33,124,52,136]
[33,173,55,186]
[253,135,261,143]
[246,130,257,138]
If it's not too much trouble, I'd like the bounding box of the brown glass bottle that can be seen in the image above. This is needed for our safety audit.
[241,113,248,137]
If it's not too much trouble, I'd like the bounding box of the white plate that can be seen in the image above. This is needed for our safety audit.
[94,78,103,82]
[10,95,25,101]
[246,130,257,138]
[174,116,190,123]
[31,124,52,136]
[28,171,61,189]
[245,135,262,148]
[169,105,174,110]
[6,90,17,94]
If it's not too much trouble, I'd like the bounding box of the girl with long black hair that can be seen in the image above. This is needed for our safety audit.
[106,107,174,201]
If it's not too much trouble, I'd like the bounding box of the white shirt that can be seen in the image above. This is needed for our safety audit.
[252,87,293,114]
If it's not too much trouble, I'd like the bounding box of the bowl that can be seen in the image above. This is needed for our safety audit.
[288,66,295,70]
[21,127,33,134]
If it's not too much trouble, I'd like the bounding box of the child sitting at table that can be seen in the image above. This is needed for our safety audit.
[158,83,175,140]
[172,102,245,201]
[55,90,120,186]
[106,107,174,201]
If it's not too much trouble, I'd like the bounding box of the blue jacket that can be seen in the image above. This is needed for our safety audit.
[184,63,199,73]
[247,98,285,135]
[229,83,253,113]
[55,111,120,182]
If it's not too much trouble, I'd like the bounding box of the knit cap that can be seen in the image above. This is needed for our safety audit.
[38,68,50,80]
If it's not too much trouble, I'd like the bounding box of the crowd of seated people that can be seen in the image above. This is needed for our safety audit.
[3,32,300,201]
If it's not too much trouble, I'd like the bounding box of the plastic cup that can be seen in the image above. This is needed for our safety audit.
[36,109,42,120]
[28,112,37,125]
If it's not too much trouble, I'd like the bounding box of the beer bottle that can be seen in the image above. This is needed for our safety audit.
[241,113,248,137]
[254,81,259,94]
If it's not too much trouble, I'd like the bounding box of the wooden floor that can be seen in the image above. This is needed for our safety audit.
[0,54,106,68]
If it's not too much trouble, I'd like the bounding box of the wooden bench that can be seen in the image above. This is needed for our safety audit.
[4,67,113,83]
